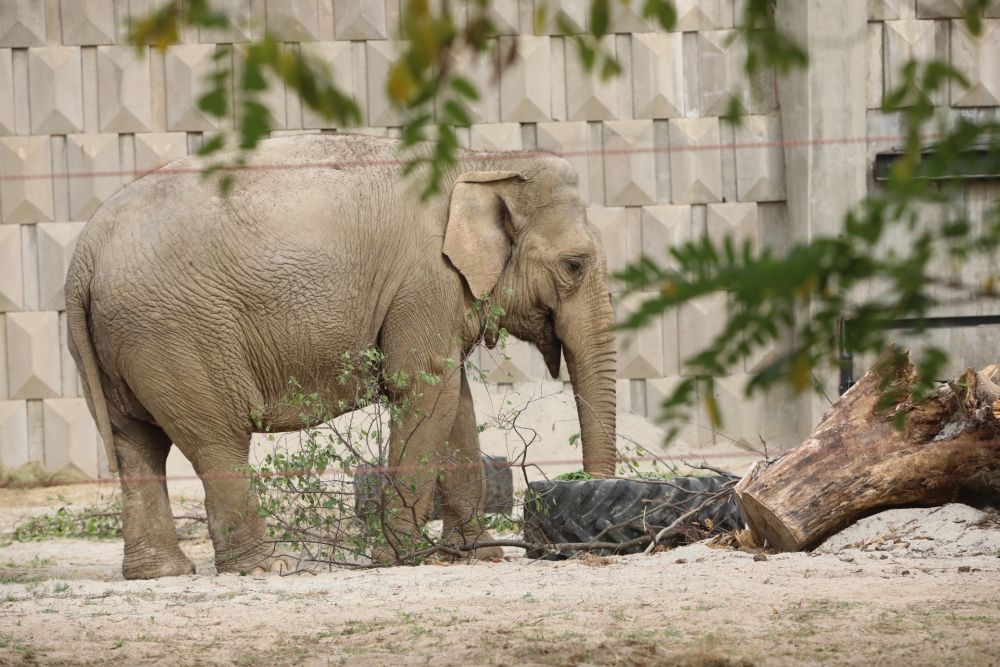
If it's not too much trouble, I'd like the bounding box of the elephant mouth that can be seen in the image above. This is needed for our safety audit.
[538,313,562,379]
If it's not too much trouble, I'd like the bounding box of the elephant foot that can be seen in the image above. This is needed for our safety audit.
[440,527,505,561]
[122,546,196,580]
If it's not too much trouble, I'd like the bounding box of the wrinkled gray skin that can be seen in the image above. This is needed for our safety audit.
[65,134,617,579]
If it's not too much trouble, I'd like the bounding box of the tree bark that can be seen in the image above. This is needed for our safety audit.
[734,349,1000,551]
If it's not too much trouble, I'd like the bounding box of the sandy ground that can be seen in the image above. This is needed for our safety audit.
[1,484,999,666]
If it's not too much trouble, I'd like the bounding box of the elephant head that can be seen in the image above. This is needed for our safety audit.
[443,157,617,478]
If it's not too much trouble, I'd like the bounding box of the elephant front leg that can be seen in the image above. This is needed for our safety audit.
[376,357,463,563]
[438,367,503,560]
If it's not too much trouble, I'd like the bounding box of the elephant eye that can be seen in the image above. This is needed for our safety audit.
[561,256,584,277]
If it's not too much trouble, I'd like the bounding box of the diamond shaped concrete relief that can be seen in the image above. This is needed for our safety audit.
[28,47,84,135]
[334,0,387,40]
[988,1,1000,18]
[645,377,714,447]
[439,48,499,124]
[536,121,590,201]
[698,30,752,117]
[484,0,520,35]
[60,0,116,46]
[500,36,551,122]
[6,311,61,399]
[674,0,727,31]
[884,20,937,106]
[43,398,100,478]
[165,45,220,131]
[264,0,319,41]
[0,136,55,224]
[199,0,252,43]
[868,0,915,20]
[470,123,522,151]
[0,400,29,467]
[134,132,188,174]
[669,117,722,204]
[234,44,286,130]
[37,222,84,310]
[0,0,46,47]
[678,292,726,376]
[609,2,648,33]
[640,205,692,270]
[67,134,121,221]
[97,46,153,133]
[867,23,884,109]
[735,114,785,202]
[916,0,965,17]
[480,338,547,383]
[711,374,764,449]
[706,203,759,255]
[0,49,12,135]
[301,42,354,129]
[603,120,656,206]
[537,0,587,34]
[566,36,619,121]
[951,20,1000,107]
[615,293,664,379]
[366,41,404,127]
[631,32,684,119]
[587,205,639,282]
[0,225,22,311]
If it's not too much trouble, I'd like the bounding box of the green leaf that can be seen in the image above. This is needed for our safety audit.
[590,0,610,36]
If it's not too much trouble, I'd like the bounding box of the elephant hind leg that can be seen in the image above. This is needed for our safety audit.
[113,416,196,580]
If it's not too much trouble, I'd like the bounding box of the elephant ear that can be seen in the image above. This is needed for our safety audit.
[443,171,524,299]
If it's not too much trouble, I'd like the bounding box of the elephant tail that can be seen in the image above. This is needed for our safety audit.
[65,251,117,474]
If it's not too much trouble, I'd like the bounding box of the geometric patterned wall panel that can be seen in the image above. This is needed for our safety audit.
[869,0,916,21]
[884,20,937,106]
[566,37,619,121]
[67,134,121,221]
[6,310,62,399]
[365,41,404,126]
[536,121,590,202]
[134,132,188,174]
[483,0,520,35]
[440,49,499,124]
[97,46,153,133]
[706,202,759,253]
[915,0,964,18]
[43,398,100,478]
[610,2,649,33]
[0,48,14,135]
[538,0,587,34]
[37,222,84,311]
[0,0,46,47]
[735,114,786,202]
[867,22,884,108]
[674,0,728,31]
[60,0,116,46]
[603,120,656,205]
[234,44,287,130]
[301,42,355,128]
[640,204,692,270]
[587,205,638,280]
[469,123,522,151]
[198,0,253,43]
[678,292,727,376]
[669,117,723,204]
[699,30,748,117]
[264,0,320,42]
[0,224,23,311]
[29,47,84,135]
[0,400,29,468]
[631,32,684,119]
[615,292,664,379]
[711,374,764,449]
[333,0,387,40]
[500,36,551,122]
[950,19,1000,107]
[165,45,220,131]
[0,136,55,224]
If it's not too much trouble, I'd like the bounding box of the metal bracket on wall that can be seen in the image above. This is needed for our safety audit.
[838,314,1000,395]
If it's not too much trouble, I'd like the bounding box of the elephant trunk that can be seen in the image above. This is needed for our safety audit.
[559,272,617,479]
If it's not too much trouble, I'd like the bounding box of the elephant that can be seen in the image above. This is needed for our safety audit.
[65,133,617,579]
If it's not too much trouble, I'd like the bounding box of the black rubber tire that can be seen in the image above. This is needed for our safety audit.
[353,454,514,520]
[523,475,742,558]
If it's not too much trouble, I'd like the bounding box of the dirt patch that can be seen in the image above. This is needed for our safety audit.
[1,489,999,666]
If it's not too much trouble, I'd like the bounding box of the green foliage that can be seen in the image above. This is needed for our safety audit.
[11,499,123,541]
[553,470,593,481]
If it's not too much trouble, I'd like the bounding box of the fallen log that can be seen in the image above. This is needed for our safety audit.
[735,349,1000,551]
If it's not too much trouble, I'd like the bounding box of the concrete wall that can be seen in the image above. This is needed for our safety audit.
[0,0,995,481]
